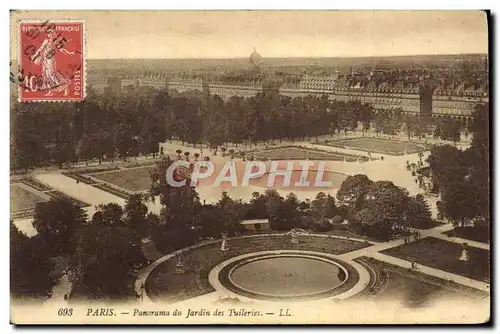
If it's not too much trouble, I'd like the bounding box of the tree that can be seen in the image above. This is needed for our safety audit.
[196,204,226,238]
[404,114,418,140]
[10,222,55,299]
[311,192,328,218]
[467,103,490,219]
[113,123,134,162]
[12,131,46,172]
[310,192,337,219]
[441,180,481,227]
[439,118,462,143]
[264,189,286,230]
[123,194,149,236]
[405,194,432,228]
[32,198,88,256]
[282,193,300,228]
[427,145,468,192]
[244,192,267,219]
[323,195,337,219]
[336,174,373,212]
[356,181,409,240]
[215,191,245,234]
[91,203,124,227]
[148,154,201,252]
[76,134,92,166]
[71,225,145,300]
[151,222,197,254]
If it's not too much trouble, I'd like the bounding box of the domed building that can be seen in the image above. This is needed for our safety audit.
[249,47,262,68]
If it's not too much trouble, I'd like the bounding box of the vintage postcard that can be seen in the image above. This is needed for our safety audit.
[9,10,490,325]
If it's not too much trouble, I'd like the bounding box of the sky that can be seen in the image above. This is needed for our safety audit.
[10,10,488,59]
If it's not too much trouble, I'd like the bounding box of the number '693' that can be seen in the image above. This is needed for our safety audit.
[58,308,73,316]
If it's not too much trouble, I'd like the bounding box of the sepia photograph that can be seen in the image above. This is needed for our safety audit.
[8,9,490,325]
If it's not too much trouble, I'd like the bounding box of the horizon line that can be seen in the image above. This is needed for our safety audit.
[9,52,487,64]
[85,52,487,61]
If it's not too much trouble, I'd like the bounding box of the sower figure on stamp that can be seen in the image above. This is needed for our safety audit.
[32,29,76,97]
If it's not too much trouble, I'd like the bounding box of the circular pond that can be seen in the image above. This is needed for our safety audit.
[229,254,346,298]
[215,251,361,301]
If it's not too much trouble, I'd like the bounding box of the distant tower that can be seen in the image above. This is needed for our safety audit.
[419,80,435,124]
[249,47,262,68]
[202,77,210,98]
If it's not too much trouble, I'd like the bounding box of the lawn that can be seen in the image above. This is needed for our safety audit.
[88,166,155,192]
[380,237,490,283]
[443,227,490,244]
[324,137,428,155]
[355,257,487,306]
[10,184,48,213]
[252,146,364,161]
[146,235,371,302]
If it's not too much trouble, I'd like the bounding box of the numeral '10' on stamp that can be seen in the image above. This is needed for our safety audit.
[17,20,85,102]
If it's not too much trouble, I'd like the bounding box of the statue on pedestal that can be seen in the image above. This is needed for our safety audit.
[175,256,186,274]
[221,233,229,252]
[459,243,469,262]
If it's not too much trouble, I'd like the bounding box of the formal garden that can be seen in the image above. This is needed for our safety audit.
[322,137,429,155]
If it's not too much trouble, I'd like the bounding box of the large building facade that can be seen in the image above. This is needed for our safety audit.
[87,51,488,120]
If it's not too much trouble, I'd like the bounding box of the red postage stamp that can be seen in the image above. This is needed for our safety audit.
[17,20,85,102]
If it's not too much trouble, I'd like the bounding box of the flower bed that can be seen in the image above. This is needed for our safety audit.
[21,177,52,192]
[323,137,429,156]
[61,171,96,185]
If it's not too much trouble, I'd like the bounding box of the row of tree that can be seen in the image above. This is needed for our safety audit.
[427,103,489,234]
[12,83,471,173]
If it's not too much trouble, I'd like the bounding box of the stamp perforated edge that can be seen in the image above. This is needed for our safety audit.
[15,18,87,103]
